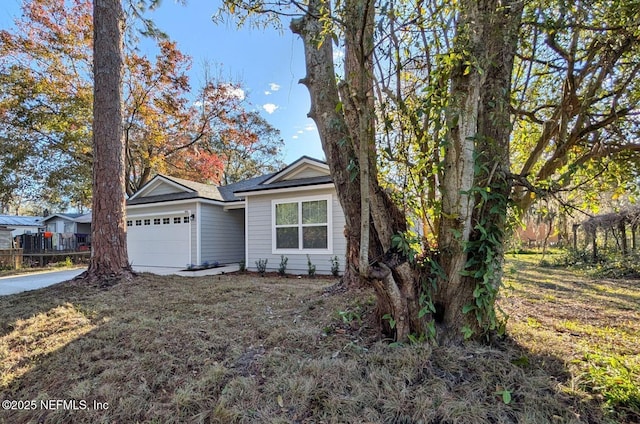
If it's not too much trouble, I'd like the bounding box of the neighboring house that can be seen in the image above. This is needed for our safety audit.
[0,215,44,237]
[41,213,92,251]
[126,156,347,274]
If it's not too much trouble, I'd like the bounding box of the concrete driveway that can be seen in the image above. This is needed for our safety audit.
[0,264,240,296]
[0,268,86,296]
[133,264,240,277]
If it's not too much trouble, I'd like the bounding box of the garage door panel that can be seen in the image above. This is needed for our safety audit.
[127,217,190,268]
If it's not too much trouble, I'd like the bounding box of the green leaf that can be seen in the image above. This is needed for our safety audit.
[462,304,476,314]
[382,313,396,329]
[502,390,512,404]
[496,389,512,404]
[461,325,474,339]
[473,285,486,298]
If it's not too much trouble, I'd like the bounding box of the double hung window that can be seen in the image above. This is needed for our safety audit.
[273,196,331,252]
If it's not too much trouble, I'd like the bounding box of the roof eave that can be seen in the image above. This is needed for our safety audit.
[235,182,335,197]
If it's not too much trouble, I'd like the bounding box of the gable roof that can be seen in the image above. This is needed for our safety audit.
[127,173,275,206]
[262,156,329,184]
[42,213,86,222]
[234,156,333,195]
[128,175,222,205]
[126,156,332,206]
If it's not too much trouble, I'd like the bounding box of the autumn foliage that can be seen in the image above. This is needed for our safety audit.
[0,0,284,210]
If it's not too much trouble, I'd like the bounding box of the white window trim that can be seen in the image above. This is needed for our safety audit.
[271,194,333,254]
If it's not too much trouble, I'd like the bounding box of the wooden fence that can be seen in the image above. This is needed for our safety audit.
[0,248,23,270]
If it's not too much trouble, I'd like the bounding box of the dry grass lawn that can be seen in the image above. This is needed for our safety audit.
[0,257,638,423]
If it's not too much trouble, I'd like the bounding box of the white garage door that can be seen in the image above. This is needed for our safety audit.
[127,214,191,268]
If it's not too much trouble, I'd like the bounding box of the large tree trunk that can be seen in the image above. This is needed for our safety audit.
[435,0,522,343]
[84,0,132,283]
[292,0,522,344]
[435,1,485,342]
[291,0,422,341]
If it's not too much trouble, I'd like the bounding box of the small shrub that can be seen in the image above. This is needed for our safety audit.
[538,259,552,268]
[307,255,316,278]
[278,255,288,276]
[255,258,268,276]
[330,256,340,277]
[592,253,640,279]
[56,256,73,268]
[552,248,593,267]
[338,307,362,325]
[580,352,640,413]
[239,260,246,272]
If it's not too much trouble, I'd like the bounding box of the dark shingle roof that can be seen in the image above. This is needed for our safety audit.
[127,190,202,206]
[233,175,333,194]
[127,157,333,205]
[218,173,275,201]
[127,173,276,205]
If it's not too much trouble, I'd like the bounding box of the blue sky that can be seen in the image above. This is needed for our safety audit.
[0,0,325,164]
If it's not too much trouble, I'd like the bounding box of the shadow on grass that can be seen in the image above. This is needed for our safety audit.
[0,267,637,423]
[0,277,98,338]
[505,256,640,312]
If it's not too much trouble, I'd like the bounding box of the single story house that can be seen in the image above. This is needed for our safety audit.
[126,156,346,274]
[0,215,43,236]
[41,213,92,251]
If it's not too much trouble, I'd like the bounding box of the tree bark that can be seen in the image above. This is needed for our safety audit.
[84,0,133,283]
[618,219,628,255]
[291,0,421,341]
[435,1,484,341]
[292,0,522,344]
[434,0,522,343]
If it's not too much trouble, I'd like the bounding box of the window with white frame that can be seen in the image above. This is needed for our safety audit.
[273,196,331,252]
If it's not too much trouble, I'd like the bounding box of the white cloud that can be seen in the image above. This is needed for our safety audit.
[304,124,316,132]
[263,103,279,114]
[220,83,245,101]
[269,82,281,92]
[292,135,299,140]
[297,130,304,134]
[264,91,271,95]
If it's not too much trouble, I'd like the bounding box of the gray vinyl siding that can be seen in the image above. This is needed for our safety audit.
[246,187,346,275]
[147,184,182,196]
[199,205,245,264]
[285,167,326,180]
